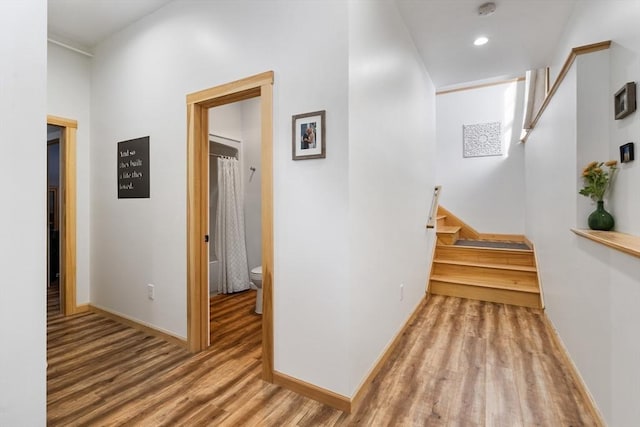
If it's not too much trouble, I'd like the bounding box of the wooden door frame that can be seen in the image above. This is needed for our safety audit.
[186,71,274,382]
[47,115,77,316]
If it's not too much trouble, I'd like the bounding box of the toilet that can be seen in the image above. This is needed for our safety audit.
[250,266,263,314]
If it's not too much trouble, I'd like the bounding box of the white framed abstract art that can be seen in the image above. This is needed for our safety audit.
[462,122,502,158]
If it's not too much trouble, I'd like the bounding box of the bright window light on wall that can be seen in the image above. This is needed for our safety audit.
[474,36,489,46]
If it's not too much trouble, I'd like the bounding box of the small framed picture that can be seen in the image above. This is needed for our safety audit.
[620,142,635,163]
[292,110,325,160]
[614,82,636,120]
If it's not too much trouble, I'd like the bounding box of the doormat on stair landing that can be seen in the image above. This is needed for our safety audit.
[454,240,531,250]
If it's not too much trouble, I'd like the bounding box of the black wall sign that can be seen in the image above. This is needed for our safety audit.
[118,136,150,199]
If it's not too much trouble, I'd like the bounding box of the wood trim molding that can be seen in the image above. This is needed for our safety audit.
[426,232,438,294]
[185,71,275,384]
[186,71,274,105]
[75,304,90,313]
[571,228,640,259]
[541,313,606,425]
[351,296,427,412]
[186,101,209,353]
[89,305,188,348]
[524,237,545,309]
[260,81,275,382]
[436,77,525,96]
[523,41,611,142]
[47,115,77,129]
[273,371,351,413]
[62,126,77,315]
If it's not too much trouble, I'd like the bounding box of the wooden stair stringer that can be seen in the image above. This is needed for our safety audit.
[437,205,480,240]
[528,239,546,309]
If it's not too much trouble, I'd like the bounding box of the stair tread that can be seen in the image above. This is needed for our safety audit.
[437,225,461,234]
[436,244,533,254]
[455,239,531,251]
[433,259,537,272]
[430,274,540,293]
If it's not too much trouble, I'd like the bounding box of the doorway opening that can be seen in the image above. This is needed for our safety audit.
[47,115,78,317]
[47,125,62,315]
[186,71,274,382]
[207,99,263,358]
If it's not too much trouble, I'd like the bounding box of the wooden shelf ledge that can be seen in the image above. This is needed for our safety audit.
[571,229,640,259]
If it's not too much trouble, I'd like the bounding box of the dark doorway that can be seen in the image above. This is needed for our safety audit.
[47,125,62,316]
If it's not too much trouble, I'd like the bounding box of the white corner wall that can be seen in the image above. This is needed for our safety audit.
[526,6,640,421]
[209,102,243,142]
[609,43,640,235]
[240,99,262,271]
[348,0,437,395]
[550,0,640,236]
[0,0,47,424]
[48,42,92,305]
[551,1,640,85]
[89,0,351,395]
[436,81,526,233]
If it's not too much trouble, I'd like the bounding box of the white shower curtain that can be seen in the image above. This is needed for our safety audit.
[215,157,250,294]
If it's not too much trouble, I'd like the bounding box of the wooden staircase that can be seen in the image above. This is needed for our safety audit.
[429,206,543,309]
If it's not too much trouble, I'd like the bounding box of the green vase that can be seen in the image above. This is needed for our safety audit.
[588,200,614,231]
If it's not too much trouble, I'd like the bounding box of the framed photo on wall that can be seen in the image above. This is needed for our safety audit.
[292,110,325,160]
[620,142,635,163]
[614,82,636,120]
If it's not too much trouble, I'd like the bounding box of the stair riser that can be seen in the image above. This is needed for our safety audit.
[435,247,535,266]
[437,233,459,245]
[429,280,542,309]
[433,264,538,287]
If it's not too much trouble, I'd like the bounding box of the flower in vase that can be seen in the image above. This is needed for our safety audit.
[579,160,617,202]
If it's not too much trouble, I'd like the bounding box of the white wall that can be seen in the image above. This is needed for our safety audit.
[48,42,92,304]
[240,99,262,271]
[90,0,351,395]
[575,52,611,226]
[348,0,437,395]
[552,0,640,236]
[210,102,243,142]
[436,81,526,233]
[551,1,640,85]
[0,0,47,424]
[608,44,640,235]
[526,18,640,423]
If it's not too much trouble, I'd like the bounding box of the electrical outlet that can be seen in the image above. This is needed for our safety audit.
[147,284,155,300]
[400,283,404,301]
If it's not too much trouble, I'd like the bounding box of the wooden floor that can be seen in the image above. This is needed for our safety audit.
[47,292,600,426]
[48,281,60,320]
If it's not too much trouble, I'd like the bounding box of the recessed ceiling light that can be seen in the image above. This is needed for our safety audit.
[474,36,489,46]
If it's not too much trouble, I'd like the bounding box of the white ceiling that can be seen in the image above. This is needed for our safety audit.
[48,0,173,52]
[47,0,578,88]
[396,0,578,88]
